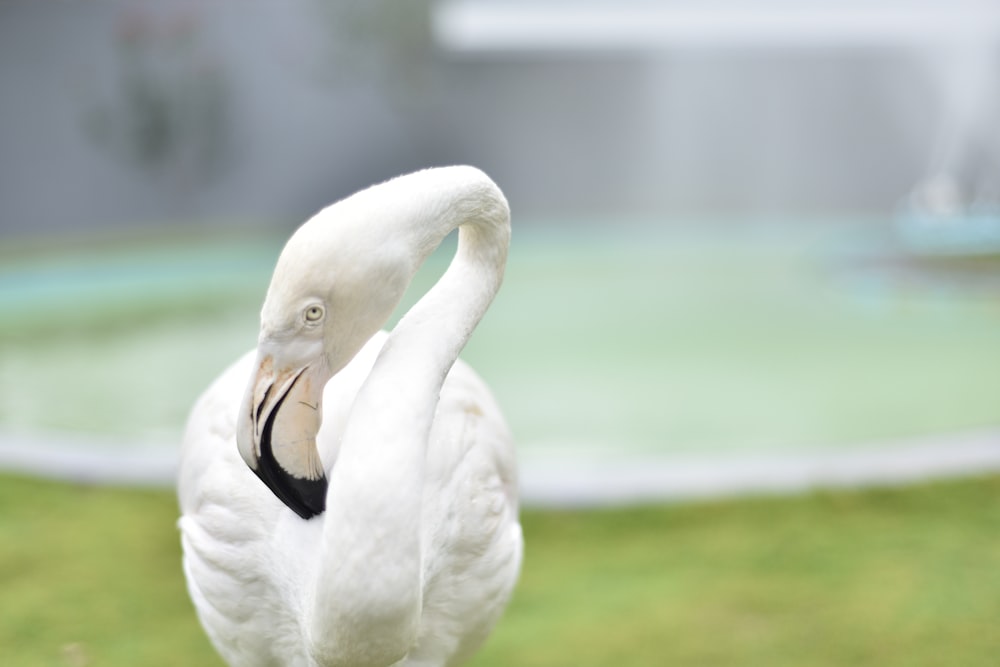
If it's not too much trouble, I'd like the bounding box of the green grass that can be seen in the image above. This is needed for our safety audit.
[2,472,1000,666]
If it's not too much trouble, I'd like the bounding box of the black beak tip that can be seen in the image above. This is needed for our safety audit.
[253,463,328,520]
[286,474,328,520]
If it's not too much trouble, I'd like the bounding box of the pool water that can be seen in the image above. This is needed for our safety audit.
[2,223,999,460]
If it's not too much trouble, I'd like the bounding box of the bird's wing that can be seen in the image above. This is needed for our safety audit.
[177,338,521,667]
[177,351,294,665]
[408,358,524,664]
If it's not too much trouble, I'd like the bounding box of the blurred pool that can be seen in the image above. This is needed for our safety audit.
[2,222,999,464]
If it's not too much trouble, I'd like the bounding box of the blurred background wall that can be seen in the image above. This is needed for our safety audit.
[2,0,999,238]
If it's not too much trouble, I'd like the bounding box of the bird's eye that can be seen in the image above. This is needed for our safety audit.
[304,305,325,324]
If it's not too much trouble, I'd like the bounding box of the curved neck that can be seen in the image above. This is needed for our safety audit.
[306,167,510,667]
[386,207,510,393]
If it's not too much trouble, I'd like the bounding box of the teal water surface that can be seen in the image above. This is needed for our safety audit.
[2,223,998,458]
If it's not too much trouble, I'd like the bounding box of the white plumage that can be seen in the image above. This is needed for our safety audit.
[178,167,522,667]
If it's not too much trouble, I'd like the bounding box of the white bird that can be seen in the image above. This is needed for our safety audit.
[178,166,522,667]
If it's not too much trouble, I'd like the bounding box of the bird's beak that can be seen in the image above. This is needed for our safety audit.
[237,353,329,519]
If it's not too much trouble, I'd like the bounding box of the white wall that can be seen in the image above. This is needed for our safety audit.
[1,0,996,237]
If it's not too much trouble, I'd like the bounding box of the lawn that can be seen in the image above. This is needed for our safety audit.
[2,472,999,666]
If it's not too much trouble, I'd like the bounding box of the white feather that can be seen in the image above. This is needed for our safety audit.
[178,167,522,667]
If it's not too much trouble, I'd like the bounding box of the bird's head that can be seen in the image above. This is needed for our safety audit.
[236,200,414,519]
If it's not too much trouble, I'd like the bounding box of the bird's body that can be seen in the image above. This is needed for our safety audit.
[178,167,522,667]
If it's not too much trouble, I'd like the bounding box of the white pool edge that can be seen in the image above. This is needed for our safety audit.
[1,428,998,507]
